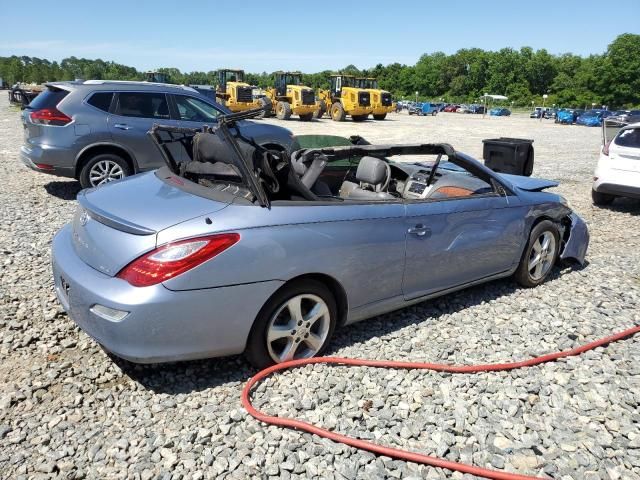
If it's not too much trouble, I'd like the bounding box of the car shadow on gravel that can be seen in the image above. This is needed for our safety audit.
[598,198,640,216]
[110,352,253,394]
[118,264,584,395]
[325,263,587,355]
[44,181,82,200]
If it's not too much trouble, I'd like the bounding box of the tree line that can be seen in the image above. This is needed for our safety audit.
[1,33,638,108]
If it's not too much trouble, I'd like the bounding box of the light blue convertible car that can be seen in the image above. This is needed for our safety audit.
[51,109,589,367]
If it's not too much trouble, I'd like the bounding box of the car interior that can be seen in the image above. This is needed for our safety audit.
[150,123,497,205]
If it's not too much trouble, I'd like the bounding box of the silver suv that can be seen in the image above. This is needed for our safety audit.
[21,80,293,188]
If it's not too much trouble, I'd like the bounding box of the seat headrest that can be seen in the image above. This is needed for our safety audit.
[356,156,387,185]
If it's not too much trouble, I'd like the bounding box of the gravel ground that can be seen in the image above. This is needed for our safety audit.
[1,97,639,480]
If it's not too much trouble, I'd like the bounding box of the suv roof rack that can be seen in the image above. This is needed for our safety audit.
[82,80,197,92]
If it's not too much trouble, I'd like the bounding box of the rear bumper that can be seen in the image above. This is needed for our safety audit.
[292,104,318,116]
[593,166,640,199]
[372,105,394,115]
[349,106,373,116]
[52,225,284,363]
[20,143,76,178]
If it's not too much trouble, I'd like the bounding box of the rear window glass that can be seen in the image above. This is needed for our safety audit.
[115,92,170,119]
[615,128,640,149]
[28,88,69,110]
[87,92,113,112]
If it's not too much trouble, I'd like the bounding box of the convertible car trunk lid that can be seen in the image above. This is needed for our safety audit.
[498,173,559,192]
[72,171,229,276]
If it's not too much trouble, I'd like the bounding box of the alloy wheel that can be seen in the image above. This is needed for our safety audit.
[528,231,556,280]
[266,294,331,363]
[89,160,125,187]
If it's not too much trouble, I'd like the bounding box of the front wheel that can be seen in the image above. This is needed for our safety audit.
[245,280,337,369]
[331,102,346,122]
[591,189,615,206]
[514,220,560,288]
[79,153,131,189]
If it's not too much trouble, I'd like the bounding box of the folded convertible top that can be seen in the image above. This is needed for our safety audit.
[297,143,456,162]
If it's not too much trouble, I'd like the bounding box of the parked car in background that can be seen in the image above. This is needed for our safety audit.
[51,117,589,366]
[456,105,471,113]
[530,107,553,119]
[20,81,293,188]
[609,110,640,125]
[469,104,485,114]
[556,108,584,124]
[530,107,543,118]
[593,122,640,205]
[489,108,511,116]
[576,109,614,127]
[408,102,439,116]
[443,104,460,112]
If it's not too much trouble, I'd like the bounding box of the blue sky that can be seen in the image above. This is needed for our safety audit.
[1,0,638,72]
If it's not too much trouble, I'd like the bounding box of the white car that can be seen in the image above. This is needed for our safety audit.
[593,122,640,205]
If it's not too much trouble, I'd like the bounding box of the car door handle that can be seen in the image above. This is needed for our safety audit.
[408,224,431,237]
[113,123,131,130]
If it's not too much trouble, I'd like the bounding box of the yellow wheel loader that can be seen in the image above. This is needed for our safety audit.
[263,71,318,121]
[355,77,394,120]
[315,75,372,122]
[215,69,262,113]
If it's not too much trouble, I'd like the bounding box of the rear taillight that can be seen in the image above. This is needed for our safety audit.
[29,108,72,126]
[117,233,240,287]
[602,140,611,156]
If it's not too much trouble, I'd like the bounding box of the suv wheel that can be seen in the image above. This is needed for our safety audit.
[79,153,131,189]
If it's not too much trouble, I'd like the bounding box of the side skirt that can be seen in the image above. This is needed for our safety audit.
[344,269,516,325]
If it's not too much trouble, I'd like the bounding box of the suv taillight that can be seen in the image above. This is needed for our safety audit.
[29,108,72,126]
[116,233,240,287]
[602,140,611,156]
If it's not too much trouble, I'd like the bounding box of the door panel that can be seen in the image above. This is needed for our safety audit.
[108,92,181,171]
[403,196,525,300]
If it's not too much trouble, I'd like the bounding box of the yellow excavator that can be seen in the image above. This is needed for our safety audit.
[355,77,394,120]
[262,71,318,121]
[215,69,262,113]
[315,74,372,122]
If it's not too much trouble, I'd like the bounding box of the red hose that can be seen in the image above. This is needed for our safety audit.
[242,324,640,480]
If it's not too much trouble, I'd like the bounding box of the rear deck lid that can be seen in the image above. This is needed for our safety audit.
[73,171,229,275]
[498,173,559,192]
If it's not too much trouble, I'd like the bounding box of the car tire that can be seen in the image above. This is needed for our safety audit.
[331,102,346,122]
[79,153,131,189]
[591,189,615,206]
[431,111,437,116]
[245,279,337,369]
[514,220,560,288]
